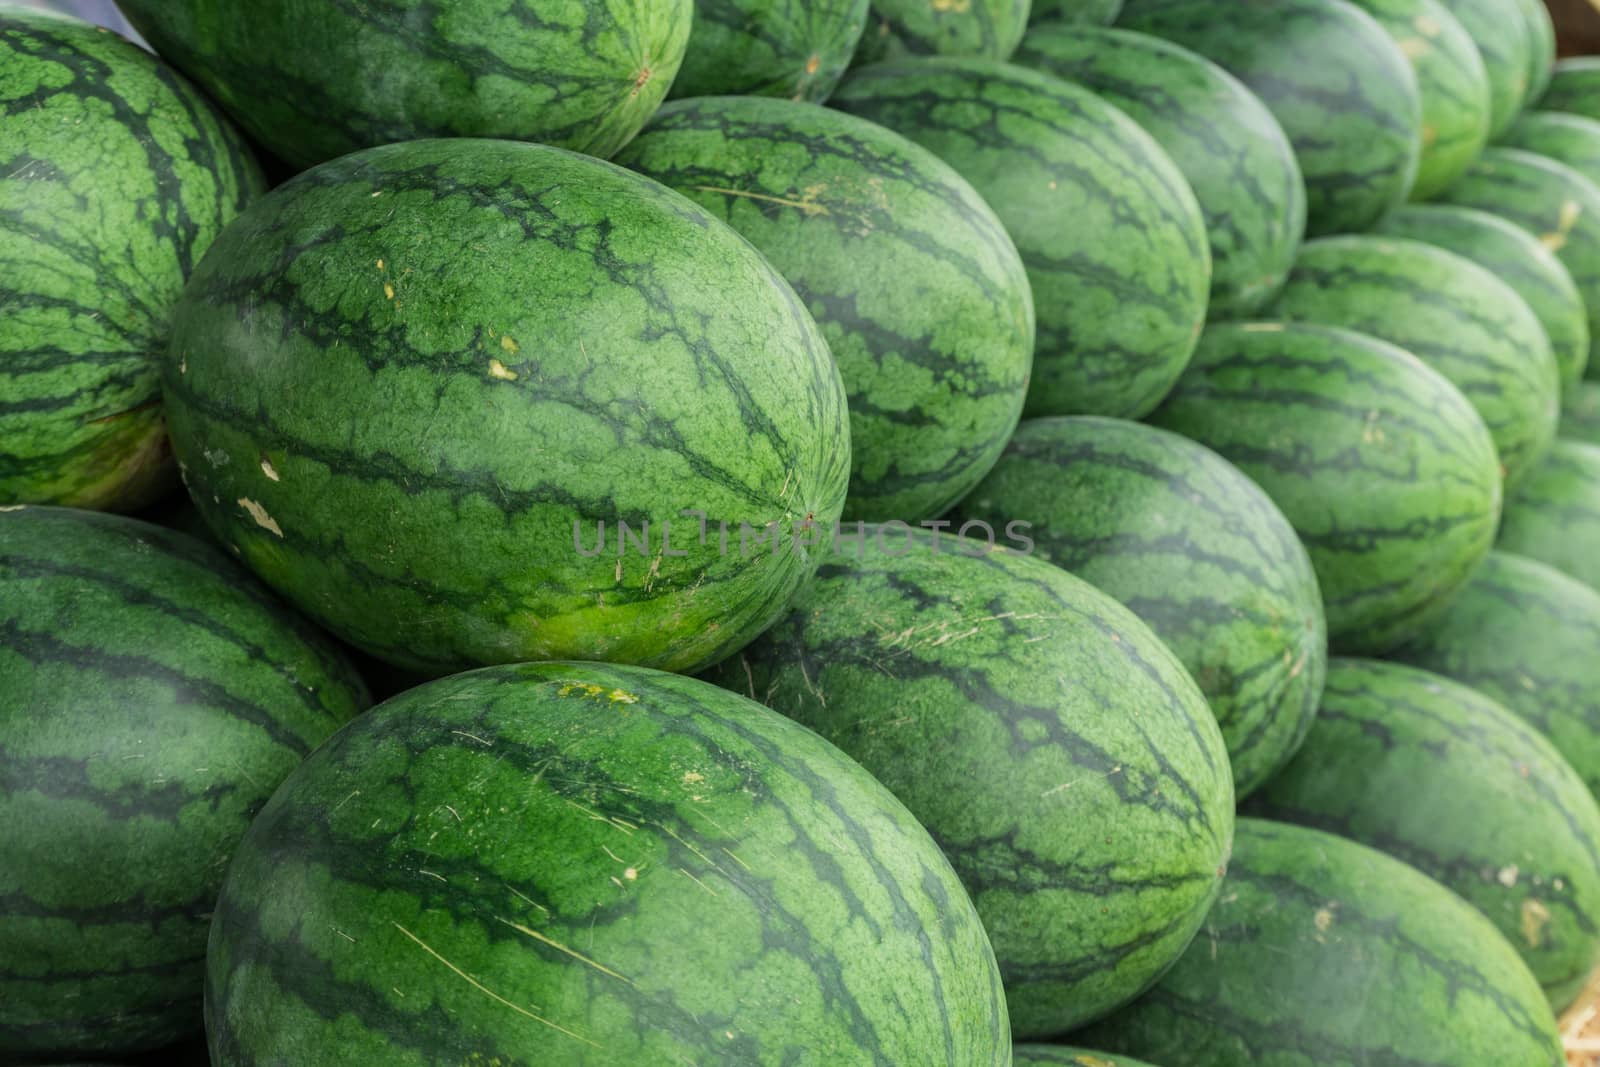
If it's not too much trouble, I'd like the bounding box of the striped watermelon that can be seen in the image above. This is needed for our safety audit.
[0,506,367,1060]
[1076,819,1565,1065]
[614,96,1034,523]
[0,9,263,512]
[114,0,692,168]
[709,529,1234,1038]
[853,0,1030,62]
[205,662,1010,1065]
[1517,0,1556,101]
[1499,439,1600,593]
[1438,0,1531,137]
[1567,381,1600,444]
[1376,204,1591,393]
[832,57,1211,420]
[1118,0,1422,236]
[1013,24,1306,317]
[1499,111,1600,193]
[1249,658,1600,1009]
[1267,235,1560,486]
[953,416,1327,798]
[1538,56,1600,121]
[1393,552,1600,800]
[161,139,850,677]
[670,0,870,101]
[1149,322,1502,654]
[1015,1048,1154,1066]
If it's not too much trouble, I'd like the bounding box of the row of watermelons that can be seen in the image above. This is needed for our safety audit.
[6,0,1600,1062]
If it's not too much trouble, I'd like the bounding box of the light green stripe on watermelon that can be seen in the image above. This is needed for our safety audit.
[1566,381,1600,444]
[1267,235,1560,487]
[1014,1046,1154,1066]
[614,95,1034,524]
[1516,0,1556,101]
[0,506,367,1060]
[1013,24,1306,317]
[204,662,1010,1065]
[1438,0,1531,137]
[1076,819,1565,1065]
[0,9,263,512]
[670,0,870,102]
[1499,439,1600,593]
[1538,56,1600,119]
[1393,551,1600,801]
[1249,658,1600,1010]
[832,56,1211,420]
[1119,0,1422,236]
[161,138,850,678]
[708,529,1234,1039]
[114,0,691,169]
[1149,322,1502,654]
[953,416,1327,799]
[1375,204,1591,394]
[853,0,1030,62]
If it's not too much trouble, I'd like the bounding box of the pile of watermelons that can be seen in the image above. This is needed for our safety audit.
[10,0,1600,1062]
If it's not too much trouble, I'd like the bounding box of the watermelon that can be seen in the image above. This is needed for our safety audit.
[112,0,692,169]
[1393,552,1600,801]
[832,57,1211,420]
[614,96,1034,523]
[853,0,1030,62]
[1517,0,1557,102]
[1249,658,1600,1009]
[1030,0,1123,21]
[1567,381,1600,444]
[161,138,850,677]
[953,416,1326,798]
[1500,111,1600,192]
[1149,322,1503,654]
[1118,0,1422,236]
[1539,56,1600,117]
[1438,0,1531,137]
[1014,1047,1154,1066]
[204,662,1009,1065]
[670,0,870,102]
[1375,204,1591,393]
[0,10,263,512]
[1075,819,1565,1065]
[0,506,367,1060]
[709,528,1235,1038]
[1267,235,1561,486]
[1012,24,1305,317]
[1440,148,1600,386]
[1499,440,1600,594]
[1348,0,1489,201]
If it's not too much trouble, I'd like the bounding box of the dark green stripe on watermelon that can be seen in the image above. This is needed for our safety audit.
[1375,204,1591,394]
[1499,439,1600,594]
[0,506,367,1060]
[1118,0,1422,236]
[614,95,1034,524]
[832,56,1211,420]
[1566,380,1600,445]
[1267,235,1561,487]
[1075,819,1565,1065]
[953,416,1327,799]
[1029,0,1123,21]
[205,662,1009,1065]
[670,0,870,102]
[0,10,263,512]
[161,138,850,677]
[1014,1046,1155,1066]
[1012,24,1306,317]
[1248,657,1600,1009]
[114,0,691,169]
[853,0,1030,63]
[708,528,1234,1038]
[1438,0,1531,137]
[1149,322,1502,654]
[1393,551,1600,802]
[1537,56,1600,120]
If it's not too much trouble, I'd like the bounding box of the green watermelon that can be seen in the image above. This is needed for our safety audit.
[1393,552,1600,800]
[1014,1047,1154,1066]
[1013,24,1305,317]
[1500,111,1600,192]
[113,0,691,169]
[1517,0,1557,102]
[0,10,263,512]
[670,0,870,102]
[709,528,1235,1038]
[832,57,1211,420]
[1076,819,1564,1065]
[1118,0,1422,236]
[1538,56,1600,117]
[1030,0,1123,20]
[1440,147,1600,386]
[161,138,850,677]
[205,662,1009,1065]
[1376,204,1591,393]
[1249,658,1600,1009]
[0,506,368,1060]
[1438,0,1532,137]
[614,96,1034,523]
[1267,235,1560,486]
[1149,322,1503,654]
[853,0,1030,62]
[1566,380,1600,444]
[953,416,1326,798]
[1499,440,1600,594]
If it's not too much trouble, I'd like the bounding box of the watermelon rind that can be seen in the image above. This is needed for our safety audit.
[1438,0,1532,137]
[670,0,871,102]
[1499,439,1600,595]
[853,0,1031,63]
